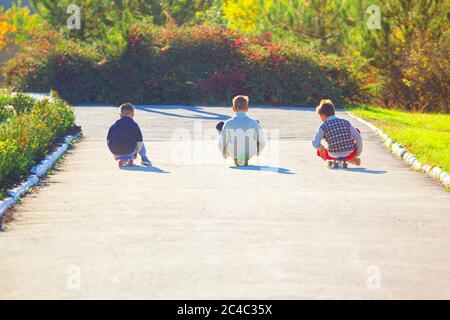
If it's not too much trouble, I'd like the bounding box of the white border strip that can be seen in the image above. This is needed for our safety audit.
[0,134,80,221]
[346,112,450,188]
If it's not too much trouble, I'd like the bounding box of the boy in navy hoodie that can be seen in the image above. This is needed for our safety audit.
[107,103,152,168]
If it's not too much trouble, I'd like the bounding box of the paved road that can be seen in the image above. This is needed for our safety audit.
[1,105,449,299]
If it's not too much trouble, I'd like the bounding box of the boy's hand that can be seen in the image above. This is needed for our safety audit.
[318,145,327,160]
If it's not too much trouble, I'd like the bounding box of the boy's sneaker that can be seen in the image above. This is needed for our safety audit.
[118,160,126,168]
[234,158,248,166]
[349,158,361,166]
[141,157,152,167]
[118,159,133,168]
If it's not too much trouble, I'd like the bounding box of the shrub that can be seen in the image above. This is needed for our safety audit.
[0,95,13,122]
[3,29,61,92]
[8,93,36,114]
[49,40,103,103]
[0,94,75,188]
[380,32,449,113]
[0,103,16,122]
[4,24,362,106]
[0,93,37,122]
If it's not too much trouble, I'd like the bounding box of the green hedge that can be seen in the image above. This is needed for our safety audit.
[0,94,75,187]
[3,24,363,106]
[0,93,36,121]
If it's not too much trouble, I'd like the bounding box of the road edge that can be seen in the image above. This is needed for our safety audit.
[346,111,450,189]
[0,134,80,224]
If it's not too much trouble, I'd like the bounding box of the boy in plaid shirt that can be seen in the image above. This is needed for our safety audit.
[312,99,362,166]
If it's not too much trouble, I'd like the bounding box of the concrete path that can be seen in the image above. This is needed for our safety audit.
[1,105,449,299]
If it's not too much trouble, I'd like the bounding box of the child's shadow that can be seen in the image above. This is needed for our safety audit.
[344,167,386,175]
[121,166,170,173]
[230,165,295,174]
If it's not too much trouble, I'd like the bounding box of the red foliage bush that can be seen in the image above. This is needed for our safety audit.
[4,24,362,106]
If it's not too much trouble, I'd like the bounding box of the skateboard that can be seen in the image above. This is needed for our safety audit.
[327,157,348,169]
[234,159,249,166]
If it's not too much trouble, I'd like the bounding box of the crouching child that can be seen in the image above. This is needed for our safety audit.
[218,95,266,166]
[107,103,152,168]
[312,99,362,166]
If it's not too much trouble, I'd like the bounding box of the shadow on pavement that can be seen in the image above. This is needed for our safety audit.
[121,166,170,173]
[136,105,229,121]
[230,165,295,174]
[344,167,387,174]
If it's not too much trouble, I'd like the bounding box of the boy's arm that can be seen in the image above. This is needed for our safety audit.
[312,126,324,149]
[107,127,112,145]
[218,123,229,158]
[132,124,144,154]
[135,123,143,142]
[350,125,363,156]
[256,122,266,155]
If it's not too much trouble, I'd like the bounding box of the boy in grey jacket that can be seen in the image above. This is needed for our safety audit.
[218,96,266,166]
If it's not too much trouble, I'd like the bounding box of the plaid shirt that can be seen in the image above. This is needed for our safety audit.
[320,117,356,153]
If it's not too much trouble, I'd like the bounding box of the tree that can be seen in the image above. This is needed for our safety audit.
[222,0,273,32]
[361,0,449,111]
[222,0,354,53]
[232,0,449,111]
[0,1,43,49]
[28,0,220,56]
[160,0,221,25]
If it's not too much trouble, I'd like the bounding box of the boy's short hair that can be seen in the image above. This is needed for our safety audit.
[316,99,335,116]
[119,103,134,114]
[232,95,249,111]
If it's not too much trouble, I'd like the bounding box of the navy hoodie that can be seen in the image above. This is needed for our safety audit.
[107,117,143,155]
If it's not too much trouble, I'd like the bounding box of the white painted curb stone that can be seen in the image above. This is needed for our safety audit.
[391,143,406,158]
[0,134,79,221]
[422,165,432,174]
[412,161,422,171]
[384,138,392,148]
[441,173,450,187]
[346,111,449,189]
[31,137,72,177]
[431,167,443,180]
[0,198,15,218]
[7,175,39,201]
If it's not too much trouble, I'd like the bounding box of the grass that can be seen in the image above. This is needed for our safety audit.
[346,105,450,173]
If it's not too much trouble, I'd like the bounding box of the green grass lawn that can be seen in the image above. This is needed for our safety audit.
[347,105,450,173]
